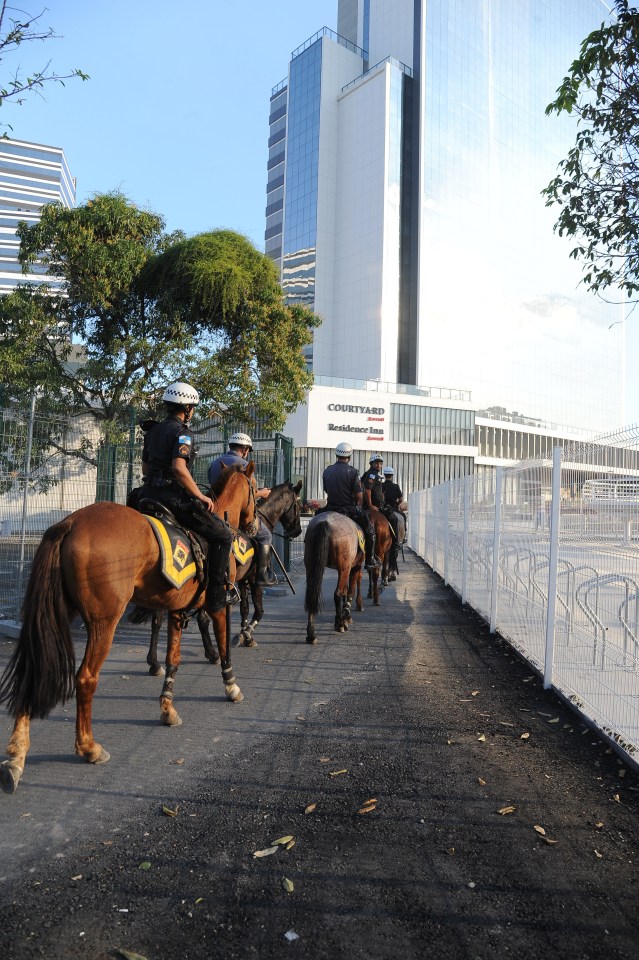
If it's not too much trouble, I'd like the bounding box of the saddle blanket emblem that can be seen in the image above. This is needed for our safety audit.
[357,529,365,553]
[145,515,197,589]
[232,534,255,565]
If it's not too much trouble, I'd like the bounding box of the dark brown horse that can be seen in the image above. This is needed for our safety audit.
[144,479,303,671]
[366,507,394,605]
[0,463,257,794]
[386,509,406,582]
[304,511,364,643]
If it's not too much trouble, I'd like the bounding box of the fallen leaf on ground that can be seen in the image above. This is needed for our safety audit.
[272,836,294,846]
[116,951,148,960]
[285,839,296,850]
[548,718,559,724]
[195,898,204,904]
[329,769,348,777]
[171,758,184,765]
[447,739,455,745]
[478,777,486,786]
[594,821,604,830]
[542,836,558,845]
[446,847,455,855]
[357,805,376,815]
[319,757,331,763]
[477,734,486,742]
[162,805,179,817]
[253,846,279,858]
[521,732,530,740]
[499,722,514,727]
[282,877,294,892]
[533,825,546,836]
[296,716,305,721]
[304,803,317,814]
[71,875,82,881]
[594,849,603,859]
[497,806,516,815]
[613,794,621,803]
[138,861,152,870]
[471,690,479,696]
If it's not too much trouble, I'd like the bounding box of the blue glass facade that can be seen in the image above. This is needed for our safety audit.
[281,38,322,315]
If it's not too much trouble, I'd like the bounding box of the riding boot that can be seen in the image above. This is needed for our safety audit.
[206,539,239,612]
[364,530,381,570]
[255,543,278,587]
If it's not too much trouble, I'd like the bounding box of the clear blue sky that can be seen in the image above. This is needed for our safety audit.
[3,0,337,247]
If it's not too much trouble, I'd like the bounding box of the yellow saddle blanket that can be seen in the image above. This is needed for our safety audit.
[145,515,255,589]
[357,528,365,553]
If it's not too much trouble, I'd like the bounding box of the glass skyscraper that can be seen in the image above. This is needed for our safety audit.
[267,0,624,435]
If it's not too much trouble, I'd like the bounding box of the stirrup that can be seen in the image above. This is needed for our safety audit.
[225,583,241,605]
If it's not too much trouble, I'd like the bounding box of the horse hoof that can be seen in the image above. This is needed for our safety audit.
[231,632,242,648]
[374,600,381,607]
[0,760,21,794]
[90,747,111,764]
[306,636,317,644]
[243,637,257,648]
[161,713,183,726]
[148,664,165,677]
[207,653,221,665]
[225,683,244,702]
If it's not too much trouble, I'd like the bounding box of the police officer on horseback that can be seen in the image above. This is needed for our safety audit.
[322,441,381,569]
[139,381,237,611]
[208,432,278,587]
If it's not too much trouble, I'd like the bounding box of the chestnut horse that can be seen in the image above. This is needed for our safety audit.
[0,463,256,794]
[304,511,364,643]
[144,479,303,671]
[366,507,394,605]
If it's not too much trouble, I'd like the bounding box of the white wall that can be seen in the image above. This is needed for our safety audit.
[368,0,414,67]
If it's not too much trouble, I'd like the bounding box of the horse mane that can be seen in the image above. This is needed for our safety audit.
[210,463,247,498]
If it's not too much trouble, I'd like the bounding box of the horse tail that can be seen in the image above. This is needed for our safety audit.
[0,519,76,719]
[304,520,330,616]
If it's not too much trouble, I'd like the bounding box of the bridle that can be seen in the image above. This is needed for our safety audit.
[257,489,302,540]
[209,469,258,536]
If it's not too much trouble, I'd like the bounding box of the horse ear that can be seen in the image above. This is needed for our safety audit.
[245,461,256,478]
[294,480,303,493]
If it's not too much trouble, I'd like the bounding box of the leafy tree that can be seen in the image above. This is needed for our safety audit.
[0,192,319,464]
[542,0,639,301]
[0,2,88,130]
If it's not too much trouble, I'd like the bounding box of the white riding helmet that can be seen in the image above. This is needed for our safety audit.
[335,441,353,457]
[162,382,200,406]
[383,467,394,476]
[369,453,384,463]
[229,431,253,451]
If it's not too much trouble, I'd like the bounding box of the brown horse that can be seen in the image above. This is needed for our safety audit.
[144,479,303,671]
[0,463,256,794]
[366,508,394,605]
[304,511,364,643]
[386,509,406,582]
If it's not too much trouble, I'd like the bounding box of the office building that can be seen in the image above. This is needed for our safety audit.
[267,1,624,495]
[0,138,76,294]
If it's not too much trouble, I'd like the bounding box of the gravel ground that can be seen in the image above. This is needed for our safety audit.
[0,552,638,960]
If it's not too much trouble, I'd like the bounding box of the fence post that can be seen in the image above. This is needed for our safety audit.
[443,481,450,586]
[544,446,562,689]
[490,467,503,634]
[15,392,37,618]
[462,475,470,605]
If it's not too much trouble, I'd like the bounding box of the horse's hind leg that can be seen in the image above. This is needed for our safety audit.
[1,712,31,794]
[197,609,220,663]
[306,612,317,644]
[147,611,165,677]
[75,618,119,764]
[159,610,184,727]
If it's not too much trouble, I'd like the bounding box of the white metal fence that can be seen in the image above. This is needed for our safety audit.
[409,434,639,768]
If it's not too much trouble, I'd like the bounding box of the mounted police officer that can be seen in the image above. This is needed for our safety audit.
[322,441,381,569]
[382,465,407,542]
[208,432,277,587]
[361,453,387,512]
[138,381,237,611]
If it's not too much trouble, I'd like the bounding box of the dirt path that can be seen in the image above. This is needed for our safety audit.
[1,552,638,959]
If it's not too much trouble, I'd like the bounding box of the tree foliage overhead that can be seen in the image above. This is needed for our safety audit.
[0,1,88,129]
[0,192,320,460]
[543,0,639,301]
